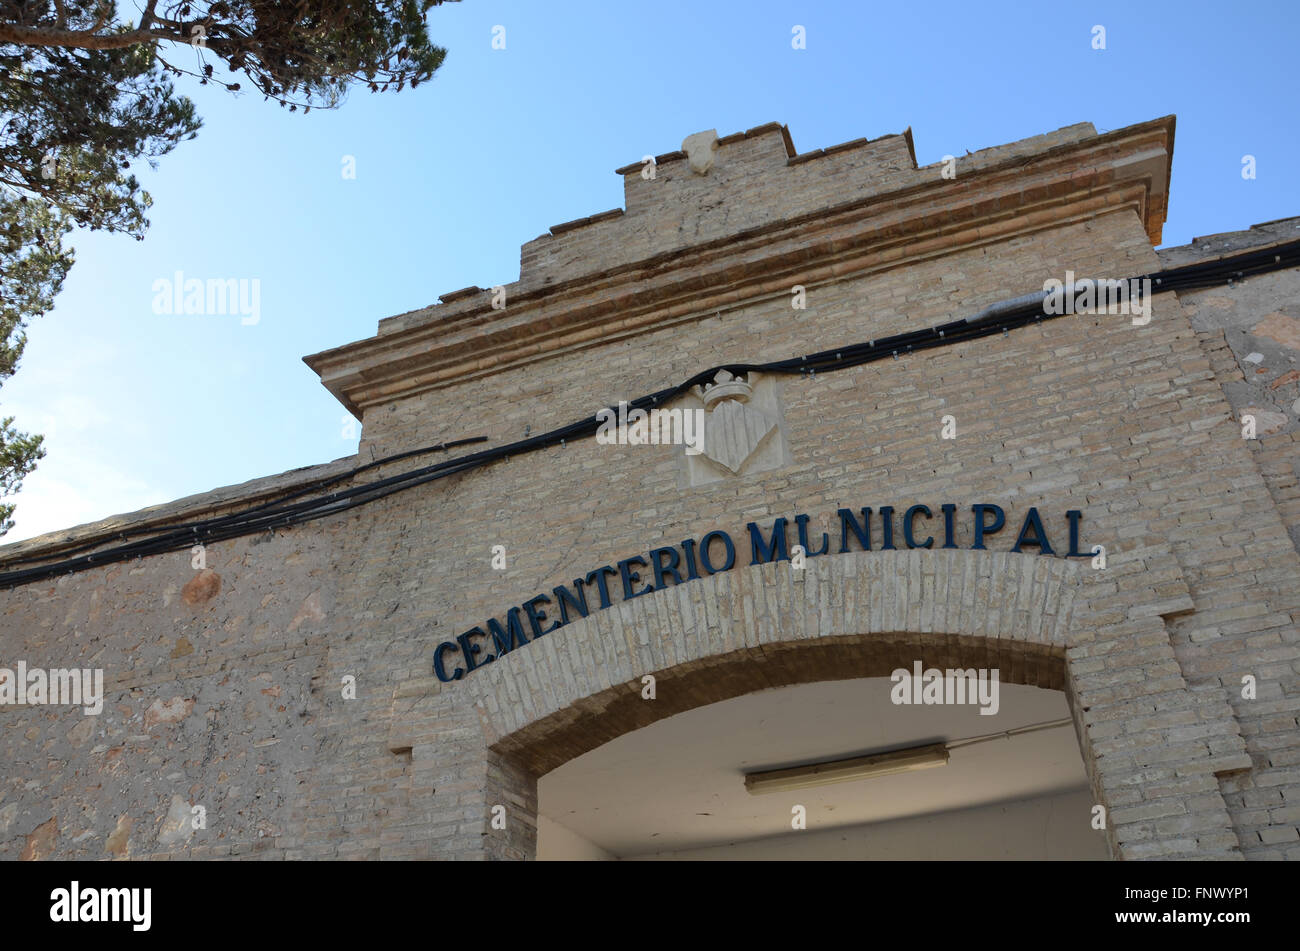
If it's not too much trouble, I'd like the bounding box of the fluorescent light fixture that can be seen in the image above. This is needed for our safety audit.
[743,742,949,795]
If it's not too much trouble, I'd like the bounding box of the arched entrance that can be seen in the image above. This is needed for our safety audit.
[536,675,1106,859]
[453,548,1250,859]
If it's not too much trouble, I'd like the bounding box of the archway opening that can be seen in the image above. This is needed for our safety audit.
[536,676,1107,860]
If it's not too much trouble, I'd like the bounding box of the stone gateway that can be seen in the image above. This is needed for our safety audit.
[1,116,1299,861]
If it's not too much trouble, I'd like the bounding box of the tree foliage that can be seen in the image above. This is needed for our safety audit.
[0,1,452,534]
[0,1,451,107]
[0,194,62,535]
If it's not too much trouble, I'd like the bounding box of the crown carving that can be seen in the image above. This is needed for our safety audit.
[695,369,753,410]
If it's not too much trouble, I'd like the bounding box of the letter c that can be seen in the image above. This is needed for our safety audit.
[903,505,934,549]
[433,641,464,682]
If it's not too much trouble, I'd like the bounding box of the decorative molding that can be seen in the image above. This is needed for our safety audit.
[304,118,1175,419]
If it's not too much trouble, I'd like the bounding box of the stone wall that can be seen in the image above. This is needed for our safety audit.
[1174,218,1300,855]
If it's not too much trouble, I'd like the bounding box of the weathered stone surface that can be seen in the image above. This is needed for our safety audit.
[287,590,325,632]
[144,696,194,729]
[682,129,719,175]
[105,814,132,857]
[1252,312,1300,351]
[20,817,57,860]
[1243,408,1290,435]
[156,795,190,846]
[182,569,221,605]
[67,717,95,747]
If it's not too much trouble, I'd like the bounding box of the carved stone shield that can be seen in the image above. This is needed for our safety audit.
[702,399,776,473]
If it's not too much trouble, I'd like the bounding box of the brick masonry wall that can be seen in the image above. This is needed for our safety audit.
[0,119,1295,860]
[1171,218,1300,857]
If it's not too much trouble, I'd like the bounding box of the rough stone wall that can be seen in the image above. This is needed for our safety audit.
[1171,218,1300,856]
[1,118,1296,860]
[1173,217,1300,555]
[0,523,341,859]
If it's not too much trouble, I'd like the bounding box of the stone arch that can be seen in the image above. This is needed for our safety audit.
[455,548,1249,860]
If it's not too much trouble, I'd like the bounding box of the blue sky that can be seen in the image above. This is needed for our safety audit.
[3,0,1297,542]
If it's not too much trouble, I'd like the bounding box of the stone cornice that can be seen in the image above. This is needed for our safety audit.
[304,117,1175,418]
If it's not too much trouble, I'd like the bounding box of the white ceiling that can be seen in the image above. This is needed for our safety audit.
[538,677,1091,858]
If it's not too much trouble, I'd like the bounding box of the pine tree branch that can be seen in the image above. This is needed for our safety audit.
[0,22,179,50]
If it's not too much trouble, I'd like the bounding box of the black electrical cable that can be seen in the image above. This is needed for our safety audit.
[2,237,1298,590]
[0,436,490,568]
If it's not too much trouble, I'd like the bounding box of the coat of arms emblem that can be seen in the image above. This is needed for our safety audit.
[692,370,778,474]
